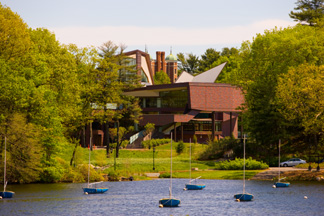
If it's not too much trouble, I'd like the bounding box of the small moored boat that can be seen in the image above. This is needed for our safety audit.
[0,136,15,199]
[83,130,108,194]
[234,134,254,201]
[159,133,180,207]
[185,140,205,190]
[274,140,290,188]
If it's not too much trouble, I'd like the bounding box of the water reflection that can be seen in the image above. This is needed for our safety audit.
[1,179,324,216]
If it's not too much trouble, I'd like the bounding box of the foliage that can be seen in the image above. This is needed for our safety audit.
[0,114,41,183]
[233,24,324,154]
[289,0,324,26]
[153,71,171,85]
[276,64,324,152]
[141,139,171,149]
[177,52,200,75]
[0,3,31,61]
[199,136,238,160]
[214,157,269,170]
[198,48,220,72]
[176,140,185,154]
[193,135,197,144]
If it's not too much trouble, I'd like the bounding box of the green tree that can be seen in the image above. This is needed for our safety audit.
[276,64,324,152]
[198,48,220,72]
[144,123,155,141]
[0,3,31,61]
[0,113,41,183]
[177,53,199,75]
[234,25,324,152]
[289,0,324,26]
[153,71,171,85]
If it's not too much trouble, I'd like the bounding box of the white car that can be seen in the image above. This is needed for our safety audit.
[280,158,306,167]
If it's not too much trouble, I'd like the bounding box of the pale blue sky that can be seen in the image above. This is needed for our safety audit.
[2,0,297,57]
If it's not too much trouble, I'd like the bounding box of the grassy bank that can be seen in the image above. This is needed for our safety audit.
[64,142,263,181]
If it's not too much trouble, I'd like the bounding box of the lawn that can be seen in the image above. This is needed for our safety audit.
[70,142,263,181]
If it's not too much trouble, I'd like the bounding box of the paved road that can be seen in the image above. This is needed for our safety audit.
[251,167,306,180]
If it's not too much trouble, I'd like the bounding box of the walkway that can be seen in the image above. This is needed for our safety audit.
[251,167,306,180]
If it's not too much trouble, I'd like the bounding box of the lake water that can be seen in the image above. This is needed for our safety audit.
[1,179,324,216]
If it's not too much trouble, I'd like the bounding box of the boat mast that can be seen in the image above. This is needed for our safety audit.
[189,138,192,182]
[170,133,172,199]
[88,131,91,188]
[4,136,6,192]
[243,134,246,194]
[278,139,281,182]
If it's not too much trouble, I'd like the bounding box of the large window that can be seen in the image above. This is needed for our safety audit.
[183,121,222,132]
[160,90,187,108]
[140,89,188,108]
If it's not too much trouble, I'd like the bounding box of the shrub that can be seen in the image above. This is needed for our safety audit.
[141,139,170,149]
[176,141,185,154]
[199,136,238,160]
[159,173,171,178]
[214,157,269,170]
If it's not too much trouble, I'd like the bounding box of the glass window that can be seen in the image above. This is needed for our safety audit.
[160,89,188,108]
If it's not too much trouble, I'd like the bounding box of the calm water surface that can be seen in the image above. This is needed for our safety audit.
[1,179,324,216]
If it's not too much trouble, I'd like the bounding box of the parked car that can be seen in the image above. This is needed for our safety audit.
[280,158,306,167]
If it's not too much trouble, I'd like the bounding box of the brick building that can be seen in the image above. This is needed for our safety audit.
[124,81,244,143]
[123,50,178,85]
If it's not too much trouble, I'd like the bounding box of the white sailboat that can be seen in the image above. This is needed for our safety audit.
[159,133,180,207]
[0,136,15,198]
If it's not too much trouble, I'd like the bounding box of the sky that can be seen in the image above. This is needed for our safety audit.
[2,0,298,57]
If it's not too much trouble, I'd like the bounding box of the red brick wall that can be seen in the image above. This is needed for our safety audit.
[189,85,244,112]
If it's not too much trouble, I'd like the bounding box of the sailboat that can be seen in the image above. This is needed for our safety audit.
[234,134,254,201]
[274,139,290,188]
[159,133,181,207]
[82,136,108,194]
[185,139,205,190]
[0,136,15,198]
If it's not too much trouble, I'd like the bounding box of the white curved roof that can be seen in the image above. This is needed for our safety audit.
[176,62,227,83]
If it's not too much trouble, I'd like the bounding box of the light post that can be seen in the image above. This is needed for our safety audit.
[153,147,156,171]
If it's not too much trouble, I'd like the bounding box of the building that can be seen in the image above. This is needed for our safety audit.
[123,50,178,85]
[84,49,244,147]
[124,81,244,143]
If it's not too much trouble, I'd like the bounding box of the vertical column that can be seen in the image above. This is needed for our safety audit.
[181,123,183,141]
[156,51,161,72]
[230,112,233,137]
[161,52,166,72]
[212,111,215,141]
[174,122,177,142]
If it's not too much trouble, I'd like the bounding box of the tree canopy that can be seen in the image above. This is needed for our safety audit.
[289,0,324,25]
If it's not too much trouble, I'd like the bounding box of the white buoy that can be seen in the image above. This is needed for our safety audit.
[0,196,2,199]
[304,196,308,199]
[183,188,187,191]
[85,192,88,195]
[159,204,163,208]
[272,185,276,188]
[236,199,240,202]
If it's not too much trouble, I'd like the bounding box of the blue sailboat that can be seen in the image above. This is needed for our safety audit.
[83,134,108,194]
[0,136,15,198]
[274,139,290,188]
[234,134,254,201]
[185,139,205,190]
[159,133,180,207]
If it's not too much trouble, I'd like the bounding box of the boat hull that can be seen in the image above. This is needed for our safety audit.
[159,198,181,207]
[83,188,108,194]
[0,191,15,198]
[275,182,290,187]
[185,184,206,190]
[234,193,254,201]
